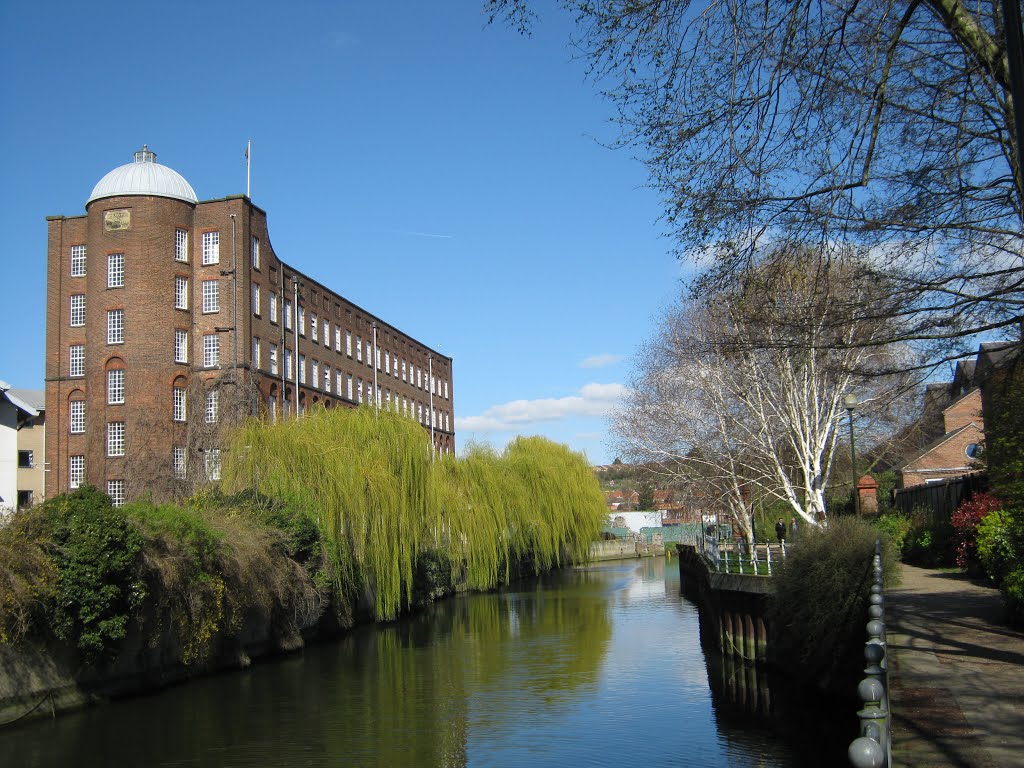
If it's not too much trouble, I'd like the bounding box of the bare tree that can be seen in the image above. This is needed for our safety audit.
[487,0,1024,360]
[611,250,916,540]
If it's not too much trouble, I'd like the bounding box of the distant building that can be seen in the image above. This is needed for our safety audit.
[10,389,45,508]
[46,146,455,504]
[898,388,985,488]
[0,382,41,512]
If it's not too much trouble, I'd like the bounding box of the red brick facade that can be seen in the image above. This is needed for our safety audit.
[45,154,454,501]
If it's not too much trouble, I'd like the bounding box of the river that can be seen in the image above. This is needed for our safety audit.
[0,557,852,767]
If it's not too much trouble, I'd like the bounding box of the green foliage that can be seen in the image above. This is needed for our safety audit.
[1002,567,1024,627]
[224,408,608,621]
[0,506,57,644]
[873,512,912,554]
[771,516,899,688]
[41,486,146,661]
[951,493,1004,572]
[902,506,956,567]
[976,509,1020,587]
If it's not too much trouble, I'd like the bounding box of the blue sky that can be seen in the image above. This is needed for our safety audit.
[0,2,685,465]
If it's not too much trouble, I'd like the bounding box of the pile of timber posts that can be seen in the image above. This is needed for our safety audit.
[676,543,772,664]
[847,539,891,768]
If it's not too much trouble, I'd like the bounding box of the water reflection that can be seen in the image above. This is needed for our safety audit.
[0,558,839,767]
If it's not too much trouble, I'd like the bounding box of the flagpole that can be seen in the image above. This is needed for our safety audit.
[245,139,251,198]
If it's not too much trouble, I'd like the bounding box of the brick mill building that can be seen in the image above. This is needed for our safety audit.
[45,146,455,503]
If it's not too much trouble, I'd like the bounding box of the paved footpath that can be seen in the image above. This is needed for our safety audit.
[887,564,1024,768]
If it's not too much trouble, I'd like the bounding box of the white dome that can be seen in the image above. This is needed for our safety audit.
[87,146,197,205]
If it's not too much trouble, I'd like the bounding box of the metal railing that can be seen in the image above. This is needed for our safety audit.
[848,539,891,768]
[697,535,788,576]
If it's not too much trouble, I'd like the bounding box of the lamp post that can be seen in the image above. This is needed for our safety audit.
[843,394,860,516]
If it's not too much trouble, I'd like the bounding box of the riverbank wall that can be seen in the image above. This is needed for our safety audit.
[589,539,663,561]
[676,543,773,663]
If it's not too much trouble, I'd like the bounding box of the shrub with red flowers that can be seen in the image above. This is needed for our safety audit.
[951,492,1004,572]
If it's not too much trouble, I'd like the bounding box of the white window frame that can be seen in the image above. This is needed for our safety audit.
[269,343,278,375]
[285,300,293,330]
[107,252,124,288]
[69,400,85,434]
[205,449,221,481]
[107,479,125,507]
[175,276,188,310]
[252,337,261,368]
[107,369,124,405]
[269,292,278,323]
[175,229,188,262]
[106,422,125,457]
[70,344,84,377]
[252,283,260,316]
[202,280,220,314]
[335,327,342,352]
[251,236,260,269]
[203,334,220,368]
[324,365,331,393]
[311,359,319,388]
[70,294,85,327]
[107,308,124,344]
[173,386,187,422]
[346,331,353,357]
[173,446,187,479]
[311,314,318,342]
[175,329,188,363]
[71,244,87,277]
[323,320,330,349]
[300,355,306,384]
[69,455,84,489]
[205,390,219,424]
[298,307,305,335]
[201,231,220,265]
[347,374,354,400]
[356,335,362,362]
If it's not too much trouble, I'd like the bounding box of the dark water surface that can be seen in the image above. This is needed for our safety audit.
[1,558,850,767]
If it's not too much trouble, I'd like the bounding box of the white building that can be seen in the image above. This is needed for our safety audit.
[0,381,41,514]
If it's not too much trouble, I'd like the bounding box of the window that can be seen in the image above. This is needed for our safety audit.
[285,300,292,330]
[173,385,187,422]
[269,395,278,422]
[356,336,363,362]
[175,329,188,363]
[69,455,84,489]
[323,320,330,348]
[202,231,220,265]
[107,479,125,507]
[367,343,373,367]
[108,252,124,288]
[346,330,353,357]
[202,280,219,313]
[69,400,85,434]
[324,365,331,393]
[966,443,981,459]
[385,351,390,374]
[298,307,305,335]
[402,360,407,381]
[299,355,306,384]
[107,369,124,405]
[431,375,436,395]
[336,369,343,394]
[269,292,278,323]
[444,381,449,399]
[311,314,318,342]
[335,327,342,352]
[251,236,260,269]
[70,294,85,327]
[175,229,188,262]
[175,276,188,310]
[285,349,293,378]
[252,284,260,316]
[252,337,261,368]
[203,335,220,367]
[71,244,87,276]
[205,449,221,481]
[417,368,422,388]
[173,446,187,479]
[311,359,319,387]
[205,390,219,424]
[347,374,354,400]
[357,378,363,403]
[18,450,33,468]
[107,309,124,344]
[107,422,125,457]
[270,343,278,375]
[445,413,450,431]
[70,345,84,377]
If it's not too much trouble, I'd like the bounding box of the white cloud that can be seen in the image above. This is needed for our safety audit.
[579,353,624,369]
[455,383,629,433]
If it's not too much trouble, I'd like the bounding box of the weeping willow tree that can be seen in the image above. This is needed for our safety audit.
[224,407,606,621]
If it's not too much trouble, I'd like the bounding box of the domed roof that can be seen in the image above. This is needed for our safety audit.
[87,146,197,205]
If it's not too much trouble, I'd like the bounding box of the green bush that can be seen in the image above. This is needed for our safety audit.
[976,509,1020,587]
[42,486,146,661]
[873,512,912,554]
[1003,567,1024,627]
[0,506,57,645]
[771,516,898,690]
[902,506,956,567]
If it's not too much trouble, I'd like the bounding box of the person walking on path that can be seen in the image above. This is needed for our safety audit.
[888,563,1024,768]
[789,516,798,540]
[775,518,786,543]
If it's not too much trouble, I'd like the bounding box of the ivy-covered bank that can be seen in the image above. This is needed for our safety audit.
[0,408,607,724]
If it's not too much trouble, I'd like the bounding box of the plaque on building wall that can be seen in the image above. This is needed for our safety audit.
[104,209,131,232]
